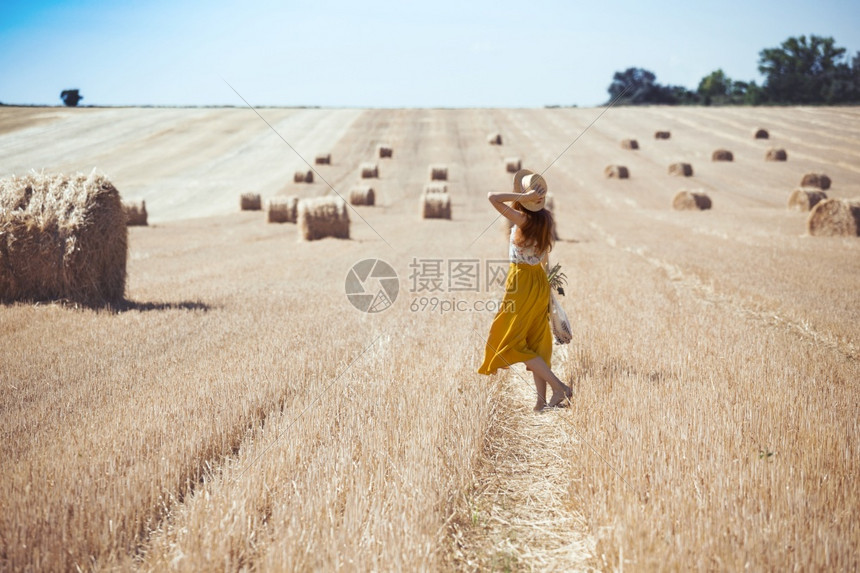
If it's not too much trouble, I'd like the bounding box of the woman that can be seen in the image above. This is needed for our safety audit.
[478,168,572,411]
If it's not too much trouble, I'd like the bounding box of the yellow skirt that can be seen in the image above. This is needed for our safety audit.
[478,262,552,375]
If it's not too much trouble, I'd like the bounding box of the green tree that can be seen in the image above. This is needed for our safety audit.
[698,69,732,100]
[607,67,693,104]
[758,35,858,103]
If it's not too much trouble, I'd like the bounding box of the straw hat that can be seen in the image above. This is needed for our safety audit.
[513,168,548,212]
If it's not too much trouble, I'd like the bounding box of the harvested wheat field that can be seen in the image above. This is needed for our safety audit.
[1,105,859,571]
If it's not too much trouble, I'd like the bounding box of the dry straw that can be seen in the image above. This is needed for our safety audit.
[0,171,127,305]
[378,144,393,158]
[672,190,712,210]
[800,173,831,190]
[654,131,671,139]
[424,183,448,194]
[766,148,787,161]
[754,128,769,139]
[294,170,314,183]
[315,153,331,165]
[669,163,693,177]
[488,133,503,145]
[422,193,451,219]
[123,199,148,226]
[712,149,734,161]
[787,189,827,212]
[298,197,350,240]
[505,157,522,173]
[267,196,299,223]
[429,165,448,181]
[604,165,630,179]
[240,193,261,211]
[360,163,379,179]
[807,198,860,237]
[349,185,375,206]
[621,139,639,150]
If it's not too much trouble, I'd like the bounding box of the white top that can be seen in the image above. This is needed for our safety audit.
[509,224,545,265]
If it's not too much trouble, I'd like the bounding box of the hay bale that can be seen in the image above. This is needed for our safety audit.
[298,197,350,240]
[294,169,314,183]
[240,192,261,211]
[123,199,148,226]
[604,165,630,179]
[315,153,331,165]
[668,163,693,177]
[488,133,503,145]
[360,162,379,179]
[424,182,448,194]
[754,128,769,139]
[654,131,671,139]
[349,185,375,206]
[766,148,787,161]
[545,192,555,213]
[0,171,127,305]
[422,192,451,219]
[267,196,299,223]
[621,139,639,150]
[429,165,448,181]
[787,188,827,212]
[800,173,831,190]
[712,149,734,161]
[672,190,712,211]
[505,157,522,173]
[807,198,860,237]
[378,144,393,158]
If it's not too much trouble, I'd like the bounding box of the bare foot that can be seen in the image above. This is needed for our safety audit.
[534,399,548,412]
[548,385,572,408]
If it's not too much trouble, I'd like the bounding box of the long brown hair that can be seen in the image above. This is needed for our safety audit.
[512,202,555,255]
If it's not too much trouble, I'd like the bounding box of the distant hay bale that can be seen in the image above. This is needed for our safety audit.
[422,192,451,219]
[807,198,860,237]
[315,153,331,165]
[349,185,375,206]
[672,190,712,211]
[429,165,448,181]
[787,188,827,212]
[488,133,503,145]
[654,131,671,139]
[267,196,299,223]
[621,139,639,150]
[800,172,831,190]
[766,148,787,161]
[123,199,148,226]
[604,165,630,179]
[505,157,522,173]
[240,192,261,211]
[360,162,379,179]
[0,171,127,305]
[298,197,350,240]
[378,144,393,158]
[294,169,314,183]
[424,182,448,194]
[545,192,555,213]
[712,149,734,161]
[668,163,693,177]
[754,128,769,139]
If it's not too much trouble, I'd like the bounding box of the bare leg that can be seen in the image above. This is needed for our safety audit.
[524,356,571,407]
[532,372,547,411]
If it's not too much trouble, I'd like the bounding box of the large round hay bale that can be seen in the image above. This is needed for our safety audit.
[123,199,148,226]
[298,197,350,240]
[429,165,448,181]
[424,182,448,194]
[378,144,393,158]
[240,192,261,211]
[766,148,787,161]
[0,171,127,305]
[654,131,671,140]
[787,188,827,212]
[754,128,769,139]
[800,173,831,190]
[807,198,860,237]
[294,169,314,183]
[267,196,299,223]
[422,193,451,219]
[668,163,693,177]
[315,153,331,165]
[349,185,375,206]
[604,165,629,179]
[505,157,522,173]
[712,149,734,161]
[621,139,639,150]
[360,162,379,179]
[488,133,503,145]
[672,190,712,211]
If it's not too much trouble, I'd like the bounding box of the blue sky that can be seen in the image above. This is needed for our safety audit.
[2,0,858,107]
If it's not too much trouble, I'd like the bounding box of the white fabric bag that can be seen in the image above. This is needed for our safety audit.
[549,291,572,345]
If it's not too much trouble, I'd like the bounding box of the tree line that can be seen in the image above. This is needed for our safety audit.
[608,35,860,105]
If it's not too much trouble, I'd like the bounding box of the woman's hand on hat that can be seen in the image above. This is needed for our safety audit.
[522,185,546,202]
